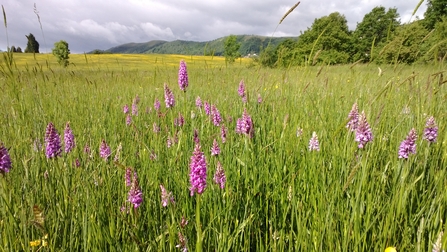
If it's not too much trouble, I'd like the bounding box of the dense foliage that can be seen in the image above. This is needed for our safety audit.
[260,1,447,67]
[424,0,447,29]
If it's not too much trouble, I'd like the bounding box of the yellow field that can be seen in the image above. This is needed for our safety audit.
[6,53,252,71]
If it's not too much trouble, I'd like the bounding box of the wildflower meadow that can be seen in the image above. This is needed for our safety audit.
[1,52,446,251]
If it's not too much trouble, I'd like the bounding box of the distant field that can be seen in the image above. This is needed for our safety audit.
[8,53,252,70]
[1,53,446,251]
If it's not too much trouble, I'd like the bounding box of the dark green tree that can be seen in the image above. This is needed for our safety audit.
[10,46,16,52]
[223,35,241,63]
[16,47,22,53]
[25,33,39,53]
[52,40,70,67]
[352,6,400,62]
[293,12,352,65]
[423,0,447,29]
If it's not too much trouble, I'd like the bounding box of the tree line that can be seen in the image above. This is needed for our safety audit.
[7,32,71,67]
[258,0,447,67]
[8,33,40,53]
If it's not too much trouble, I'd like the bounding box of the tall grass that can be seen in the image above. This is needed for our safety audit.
[1,53,446,251]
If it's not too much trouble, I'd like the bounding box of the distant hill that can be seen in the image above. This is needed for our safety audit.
[106,40,167,54]
[96,35,295,56]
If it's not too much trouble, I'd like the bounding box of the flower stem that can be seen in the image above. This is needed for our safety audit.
[195,194,202,252]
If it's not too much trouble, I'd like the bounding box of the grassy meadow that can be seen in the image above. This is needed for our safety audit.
[1,53,446,251]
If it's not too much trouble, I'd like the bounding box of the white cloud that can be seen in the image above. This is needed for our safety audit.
[140,22,175,40]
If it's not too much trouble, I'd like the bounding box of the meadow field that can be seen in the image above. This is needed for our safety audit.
[1,53,446,251]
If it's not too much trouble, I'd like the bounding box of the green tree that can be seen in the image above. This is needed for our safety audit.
[377,20,429,64]
[424,17,447,61]
[352,6,400,62]
[16,47,22,53]
[52,40,70,67]
[25,33,39,53]
[293,12,352,65]
[258,45,278,68]
[274,39,298,67]
[423,0,447,30]
[10,45,16,52]
[223,35,241,63]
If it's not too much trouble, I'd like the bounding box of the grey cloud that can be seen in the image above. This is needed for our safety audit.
[0,0,427,53]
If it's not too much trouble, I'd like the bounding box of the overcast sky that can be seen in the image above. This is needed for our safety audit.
[1,0,427,53]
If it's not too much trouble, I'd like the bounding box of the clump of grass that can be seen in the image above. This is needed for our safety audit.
[1,5,16,75]
[1,52,446,251]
